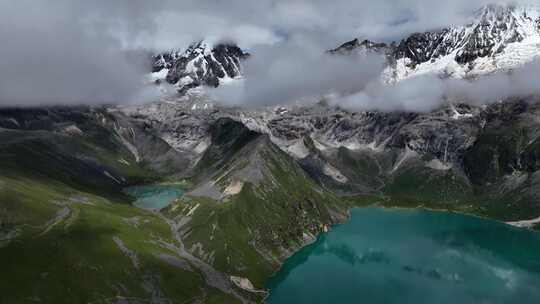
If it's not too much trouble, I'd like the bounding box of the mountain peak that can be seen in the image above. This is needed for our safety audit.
[150,41,249,94]
[184,40,213,57]
[329,38,388,54]
[334,4,540,82]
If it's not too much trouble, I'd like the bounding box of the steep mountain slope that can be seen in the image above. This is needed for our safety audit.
[0,108,159,198]
[163,118,353,290]
[151,41,249,94]
[463,101,540,218]
[332,4,540,81]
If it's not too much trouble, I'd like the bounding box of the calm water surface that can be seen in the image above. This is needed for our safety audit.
[266,207,540,304]
[123,185,183,210]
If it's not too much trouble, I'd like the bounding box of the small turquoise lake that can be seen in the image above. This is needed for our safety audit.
[123,185,184,210]
[266,207,540,304]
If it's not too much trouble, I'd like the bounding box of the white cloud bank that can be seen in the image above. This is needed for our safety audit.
[0,0,539,108]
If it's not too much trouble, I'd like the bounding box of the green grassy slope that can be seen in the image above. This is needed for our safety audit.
[163,120,359,289]
[0,110,238,303]
[0,174,243,303]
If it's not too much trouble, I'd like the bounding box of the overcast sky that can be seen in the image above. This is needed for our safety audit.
[0,0,538,108]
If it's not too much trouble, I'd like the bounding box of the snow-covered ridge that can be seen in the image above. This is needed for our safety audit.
[151,40,249,94]
[334,4,540,82]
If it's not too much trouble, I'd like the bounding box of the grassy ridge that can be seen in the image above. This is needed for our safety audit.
[164,140,352,289]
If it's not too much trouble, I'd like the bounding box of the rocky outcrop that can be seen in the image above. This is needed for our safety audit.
[329,38,390,55]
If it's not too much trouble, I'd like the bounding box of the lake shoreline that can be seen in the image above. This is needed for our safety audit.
[264,204,537,303]
[263,202,540,301]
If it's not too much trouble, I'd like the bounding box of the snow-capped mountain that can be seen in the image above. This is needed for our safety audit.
[152,5,540,96]
[151,40,249,93]
[332,4,540,81]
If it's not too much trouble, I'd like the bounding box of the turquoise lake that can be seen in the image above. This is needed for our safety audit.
[123,185,184,210]
[266,207,540,304]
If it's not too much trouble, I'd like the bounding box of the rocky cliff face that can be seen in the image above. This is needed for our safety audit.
[117,94,532,186]
[151,41,249,93]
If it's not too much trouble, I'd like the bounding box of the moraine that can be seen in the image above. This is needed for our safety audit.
[266,207,540,304]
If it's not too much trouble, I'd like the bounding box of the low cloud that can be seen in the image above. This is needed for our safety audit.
[212,49,540,112]
[334,60,540,112]
[0,0,538,107]
[0,0,160,107]
[210,37,386,107]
